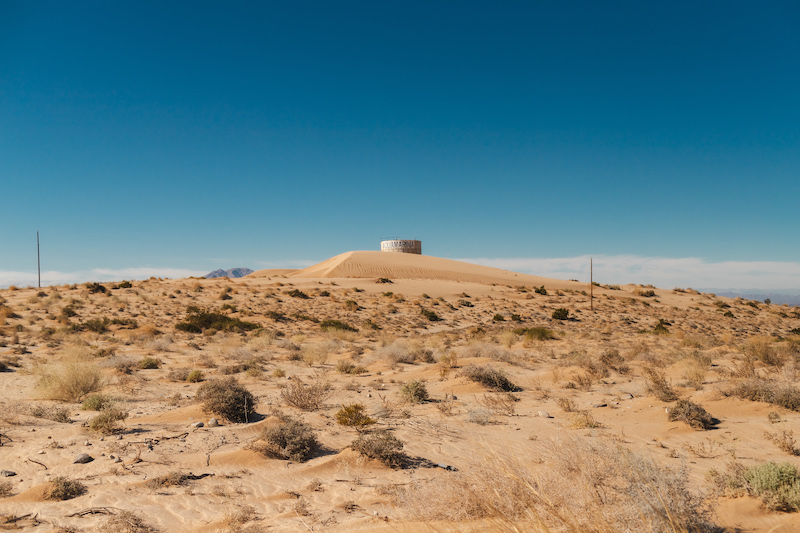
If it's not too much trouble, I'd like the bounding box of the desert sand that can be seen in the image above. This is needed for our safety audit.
[1,251,800,532]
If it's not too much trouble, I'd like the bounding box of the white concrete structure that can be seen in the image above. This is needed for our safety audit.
[380,239,422,254]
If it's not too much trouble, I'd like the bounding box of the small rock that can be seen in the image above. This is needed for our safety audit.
[1,470,16,477]
[620,393,633,400]
[207,418,220,427]
[84,441,91,446]
[190,422,204,428]
[537,411,552,418]
[592,403,607,408]
[74,453,94,464]
[114,457,122,463]
[38,450,45,454]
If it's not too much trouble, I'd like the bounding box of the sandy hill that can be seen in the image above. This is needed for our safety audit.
[252,251,579,290]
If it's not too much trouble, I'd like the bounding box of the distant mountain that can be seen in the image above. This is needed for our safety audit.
[698,288,800,307]
[205,267,254,279]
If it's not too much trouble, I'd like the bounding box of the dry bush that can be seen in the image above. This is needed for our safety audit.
[300,341,337,366]
[378,342,414,367]
[0,480,13,497]
[556,397,578,413]
[144,472,190,490]
[89,407,129,434]
[476,392,518,416]
[668,399,715,430]
[47,477,86,500]
[723,379,800,411]
[36,360,103,402]
[743,337,784,367]
[351,430,406,468]
[765,429,800,455]
[682,362,707,390]
[643,368,678,402]
[462,343,519,365]
[460,365,519,392]
[196,377,257,423]
[336,403,376,430]
[255,418,319,462]
[336,360,366,374]
[394,435,715,532]
[569,411,601,429]
[29,404,72,423]
[708,460,800,512]
[280,375,331,411]
[399,380,429,403]
[97,510,159,533]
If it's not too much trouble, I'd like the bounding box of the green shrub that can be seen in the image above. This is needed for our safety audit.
[186,369,204,383]
[116,280,133,289]
[376,277,393,284]
[744,462,800,511]
[138,357,161,369]
[460,365,519,392]
[653,319,670,334]
[196,377,257,423]
[336,403,376,430]
[85,282,107,294]
[668,399,715,429]
[534,286,547,295]
[82,394,112,411]
[258,418,319,462]
[175,306,259,334]
[551,308,569,320]
[492,314,505,322]
[320,319,357,332]
[351,430,405,468]
[400,380,429,403]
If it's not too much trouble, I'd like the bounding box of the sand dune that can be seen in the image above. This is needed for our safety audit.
[286,250,580,288]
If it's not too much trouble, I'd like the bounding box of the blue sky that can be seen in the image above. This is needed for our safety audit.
[1,2,799,289]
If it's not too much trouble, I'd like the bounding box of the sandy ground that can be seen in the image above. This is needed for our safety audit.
[1,252,800,532]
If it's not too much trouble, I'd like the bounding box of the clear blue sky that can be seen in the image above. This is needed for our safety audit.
[1,2,799,288]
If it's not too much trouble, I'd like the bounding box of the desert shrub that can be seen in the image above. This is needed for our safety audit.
[280,377,331,411]
[653,319,670,334]
[196,377,257,423]
[89,407,128,434]
[745,462,800,511]
[168,367,191,381]
[513,327,556,341]
[84,317,110,333]
[743,338,784,367]
[0,480,12,497]
[569,411,601,429]
[376,277,393,284]
[534,285,547,295]
[37,361,103,402]
[257,418,319,462]
[351,430,405,468]
[551,308,569,320]
[82,393,112,411]
[668,399,715,430]
[394,435,714,531]
[644,368,678,402]
[175,306,259,334]
[344,300,359,311]
[116,280,133,289]
[320,319,357,332]
[138,357,161,369]
[336,360,366,374]
[29,404,72,423]
[85,282,107,294]
[723,379,800,411]
[144,471,190,490]
[378,342,414,366]
[460,365,519,392]
[467,408,493,425]
[420,308,442,322]
[287,289,310,299]
[97,510,157,533]
[336,403,376,430]
[765,429,800,456]
[492,314,505,322]
[186,369,204,383]
[399,380,429,403]
[48,477,86,500]
[635,289,657,297]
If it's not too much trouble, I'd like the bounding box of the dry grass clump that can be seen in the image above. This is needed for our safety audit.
[723,379,800,411]
[144,471,190,490]
[460,365,519,392]
[335,403,376,430]
[89,407,128,434]
[462,343,519,365]
[196,377,257,423]
[378,342,415,367]
[668,399,715,430]
[351,430,406,468]
[47,477,87,500]
[36,360,103,402]
[0,480,13,497]
[255,418,319,462]
[280,376,331,411]
[97,510,159,533]
[764,429,800,456]
[336,360,366,374]
[395,435,715,532]
[643,368,678,402]
[743,337,784,367]
[29,404,72,423]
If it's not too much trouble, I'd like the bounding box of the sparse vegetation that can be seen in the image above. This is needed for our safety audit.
[668,398,715,430]
[399,380,429,403]
[320,319,357,332]
[351,430,405,467]
[175,306,259,333]
[551,308,569,320]
[196,377,257,423]
[336,403,376,430]
[460,365,519,392]
[257,418,319,462]
[48,477,86,500]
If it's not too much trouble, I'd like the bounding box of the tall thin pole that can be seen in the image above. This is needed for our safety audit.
[590,257,593,312]
[37,232,41,289]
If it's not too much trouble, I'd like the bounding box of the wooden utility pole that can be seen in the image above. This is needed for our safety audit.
[37,231,41,289]
[590,257,593,312]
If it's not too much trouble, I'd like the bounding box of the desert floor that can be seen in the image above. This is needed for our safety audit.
[2,252,800,532]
